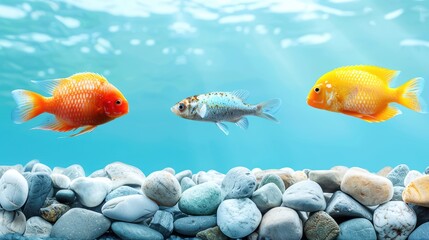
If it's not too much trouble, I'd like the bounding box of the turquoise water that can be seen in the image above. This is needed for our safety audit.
[1,0,428,174]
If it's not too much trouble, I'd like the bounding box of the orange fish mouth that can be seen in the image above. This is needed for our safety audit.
[307,98,324,109]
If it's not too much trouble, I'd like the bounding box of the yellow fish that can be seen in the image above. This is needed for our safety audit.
[307,65,425,122]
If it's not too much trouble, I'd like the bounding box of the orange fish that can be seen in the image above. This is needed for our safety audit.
[12,72,129,137]
[307,65,425,122]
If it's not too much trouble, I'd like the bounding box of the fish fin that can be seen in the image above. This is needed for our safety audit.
[31,78,64,95]
[216,122,229,135]
[70,72,107,83]
[33,116,77,132]
[339,65,399,83]
[197,104,207,118]
[343,107,402,123]
[11,90,46,124]
[256,99,282,123]
[69,125,96,137]
[235,117,249,130]
[230,90,250,101]
[397,77,426,113]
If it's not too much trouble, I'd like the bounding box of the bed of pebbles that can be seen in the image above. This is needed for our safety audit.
[0,160,428,240]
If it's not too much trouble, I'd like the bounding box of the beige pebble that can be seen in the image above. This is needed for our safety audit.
[402,175,429,207]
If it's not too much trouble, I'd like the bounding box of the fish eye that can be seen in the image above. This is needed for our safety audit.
[178,103,186,111]
[314,87,320,93]
[115,99,122,105]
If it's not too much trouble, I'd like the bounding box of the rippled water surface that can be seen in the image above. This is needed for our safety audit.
[1,0,428,173]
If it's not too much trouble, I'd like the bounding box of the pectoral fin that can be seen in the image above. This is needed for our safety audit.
[216,122,229,135]
[69,125,96,137]
[197,104,207,118]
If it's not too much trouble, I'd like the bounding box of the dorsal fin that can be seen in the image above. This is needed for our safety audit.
[70,72,108,83]
[31,78,65,95]
[337,65,399,83]
[230,90,250,100]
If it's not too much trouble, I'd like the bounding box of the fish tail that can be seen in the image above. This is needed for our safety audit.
[396,77,426,113]
[256,98,282,122]
[11,90,46,123]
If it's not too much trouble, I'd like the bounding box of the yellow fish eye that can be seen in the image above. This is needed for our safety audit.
[314,87,320,93]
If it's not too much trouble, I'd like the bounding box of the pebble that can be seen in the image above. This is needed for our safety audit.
[105,185,141,202]
[337,218,376,240]
[255,169,306,191]
[251,182,282,213]
[404,170,423,187]
[282,180,326,212]
[0,210,26,235]
[373,201,416,240]
[149,210,174,238]
[309,170,342,193]
[377,166,393,177]
[104,162,145,189]
[425,166,429,175]
[217,198,262,238]
[180,177,196,192]
[221,167,257,199]
[392,186,404,201]
[331,166,348,178]
[111,222,163,240]
[259,173,286,193]
[174,216,217,236]
[89,169,107,178]
[142,171,181,207]
[325,191,373,221]
[179,182,222,215]
[31,163,52,174]
[386,164,410,187]
[24,216,52,237]
[55,189,76,204]
[59,164,85,180]
[403,175,429,207]
[70,177,112,207]
[196,226,228,240]
[175,170,192,183]
[22,172,53,218]
[51,208,111,240]
[304,211,339,240]
[24,160,39,172]
[258,207,302,240]
[193,170,225,185]
[409,222,429,240]
[164,167,175,175]
[102,194,158,222]
[0,169,29,211]
[341,167,393,206]
[51,173,71,189]
[40,203,70,223]
[0,165,23,178]
[411,204,429,227]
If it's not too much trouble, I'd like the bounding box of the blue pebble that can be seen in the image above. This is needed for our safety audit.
[111,222,163,240]
[56,189,76,204]
[337,218,376,240]
[409,222,429,240]
[386,164,409,186]
[410,204,429,227]
[22,172,53,218]
[174,216,217,236]
[105,186,141,202]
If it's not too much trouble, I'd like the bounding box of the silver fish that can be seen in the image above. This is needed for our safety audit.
[171,90,281,135]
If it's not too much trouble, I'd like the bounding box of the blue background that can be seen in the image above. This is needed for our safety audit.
[1,0,428,174]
